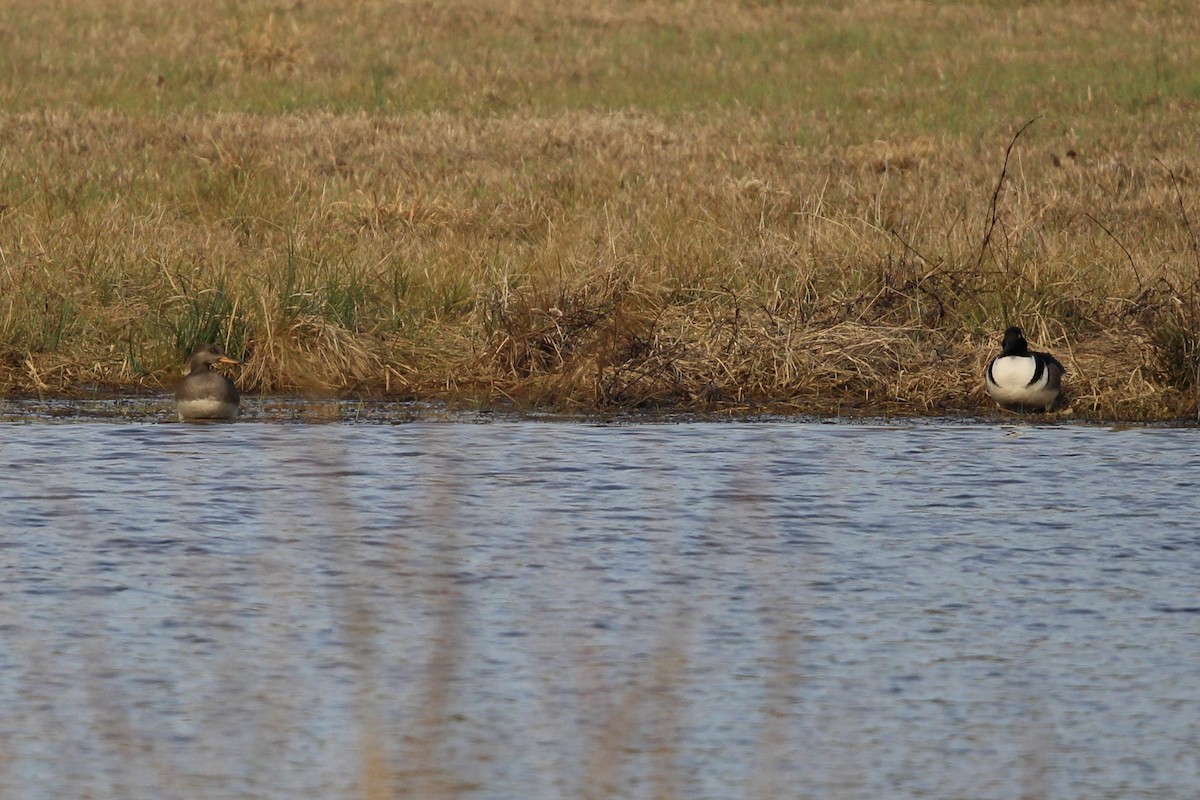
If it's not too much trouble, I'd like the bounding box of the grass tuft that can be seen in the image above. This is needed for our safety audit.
[2,1,1200,419]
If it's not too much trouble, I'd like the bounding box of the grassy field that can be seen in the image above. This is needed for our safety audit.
[2,0,1200,418]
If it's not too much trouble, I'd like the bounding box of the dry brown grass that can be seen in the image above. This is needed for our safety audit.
[2,1,1200,419]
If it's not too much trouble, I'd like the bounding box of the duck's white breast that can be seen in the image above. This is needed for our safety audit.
[176,398,239,421]
[987,355,1058,408]
[990,355,1043,388]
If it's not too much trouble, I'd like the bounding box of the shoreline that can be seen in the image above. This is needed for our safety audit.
[4,320,1196,422]
[2,389,1196,427]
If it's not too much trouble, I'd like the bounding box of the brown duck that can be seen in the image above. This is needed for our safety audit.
[175,343,241,421]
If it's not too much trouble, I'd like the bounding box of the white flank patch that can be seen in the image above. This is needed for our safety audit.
[177,398,239,421]
[986,355,1057,409]
[989,355,1038,388]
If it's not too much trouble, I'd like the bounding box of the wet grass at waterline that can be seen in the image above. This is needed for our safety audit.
[3,1,1200,420]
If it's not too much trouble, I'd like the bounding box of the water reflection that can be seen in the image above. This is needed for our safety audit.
[1,421,1198,799]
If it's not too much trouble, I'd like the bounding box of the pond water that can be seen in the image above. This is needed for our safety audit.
[1,414,1198,799]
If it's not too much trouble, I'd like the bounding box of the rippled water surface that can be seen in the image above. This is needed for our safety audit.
[2,419,1199,799]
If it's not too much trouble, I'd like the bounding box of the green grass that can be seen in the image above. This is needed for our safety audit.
[2,0,1200,417]
[1,1,1194,125]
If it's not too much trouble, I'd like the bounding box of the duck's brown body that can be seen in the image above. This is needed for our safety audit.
[175,344,241,421]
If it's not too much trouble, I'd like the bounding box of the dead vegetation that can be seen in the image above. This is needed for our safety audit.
[2,1,1200,420]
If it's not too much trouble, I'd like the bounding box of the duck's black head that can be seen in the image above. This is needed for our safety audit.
[1000,326,1029,357]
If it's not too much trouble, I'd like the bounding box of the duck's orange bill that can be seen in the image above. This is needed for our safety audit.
[217,355,241,365]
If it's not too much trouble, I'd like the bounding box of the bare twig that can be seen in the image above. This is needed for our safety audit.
[1084,212,1142,292]
[978,117,1039,268]
[1157,158,1200,268]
